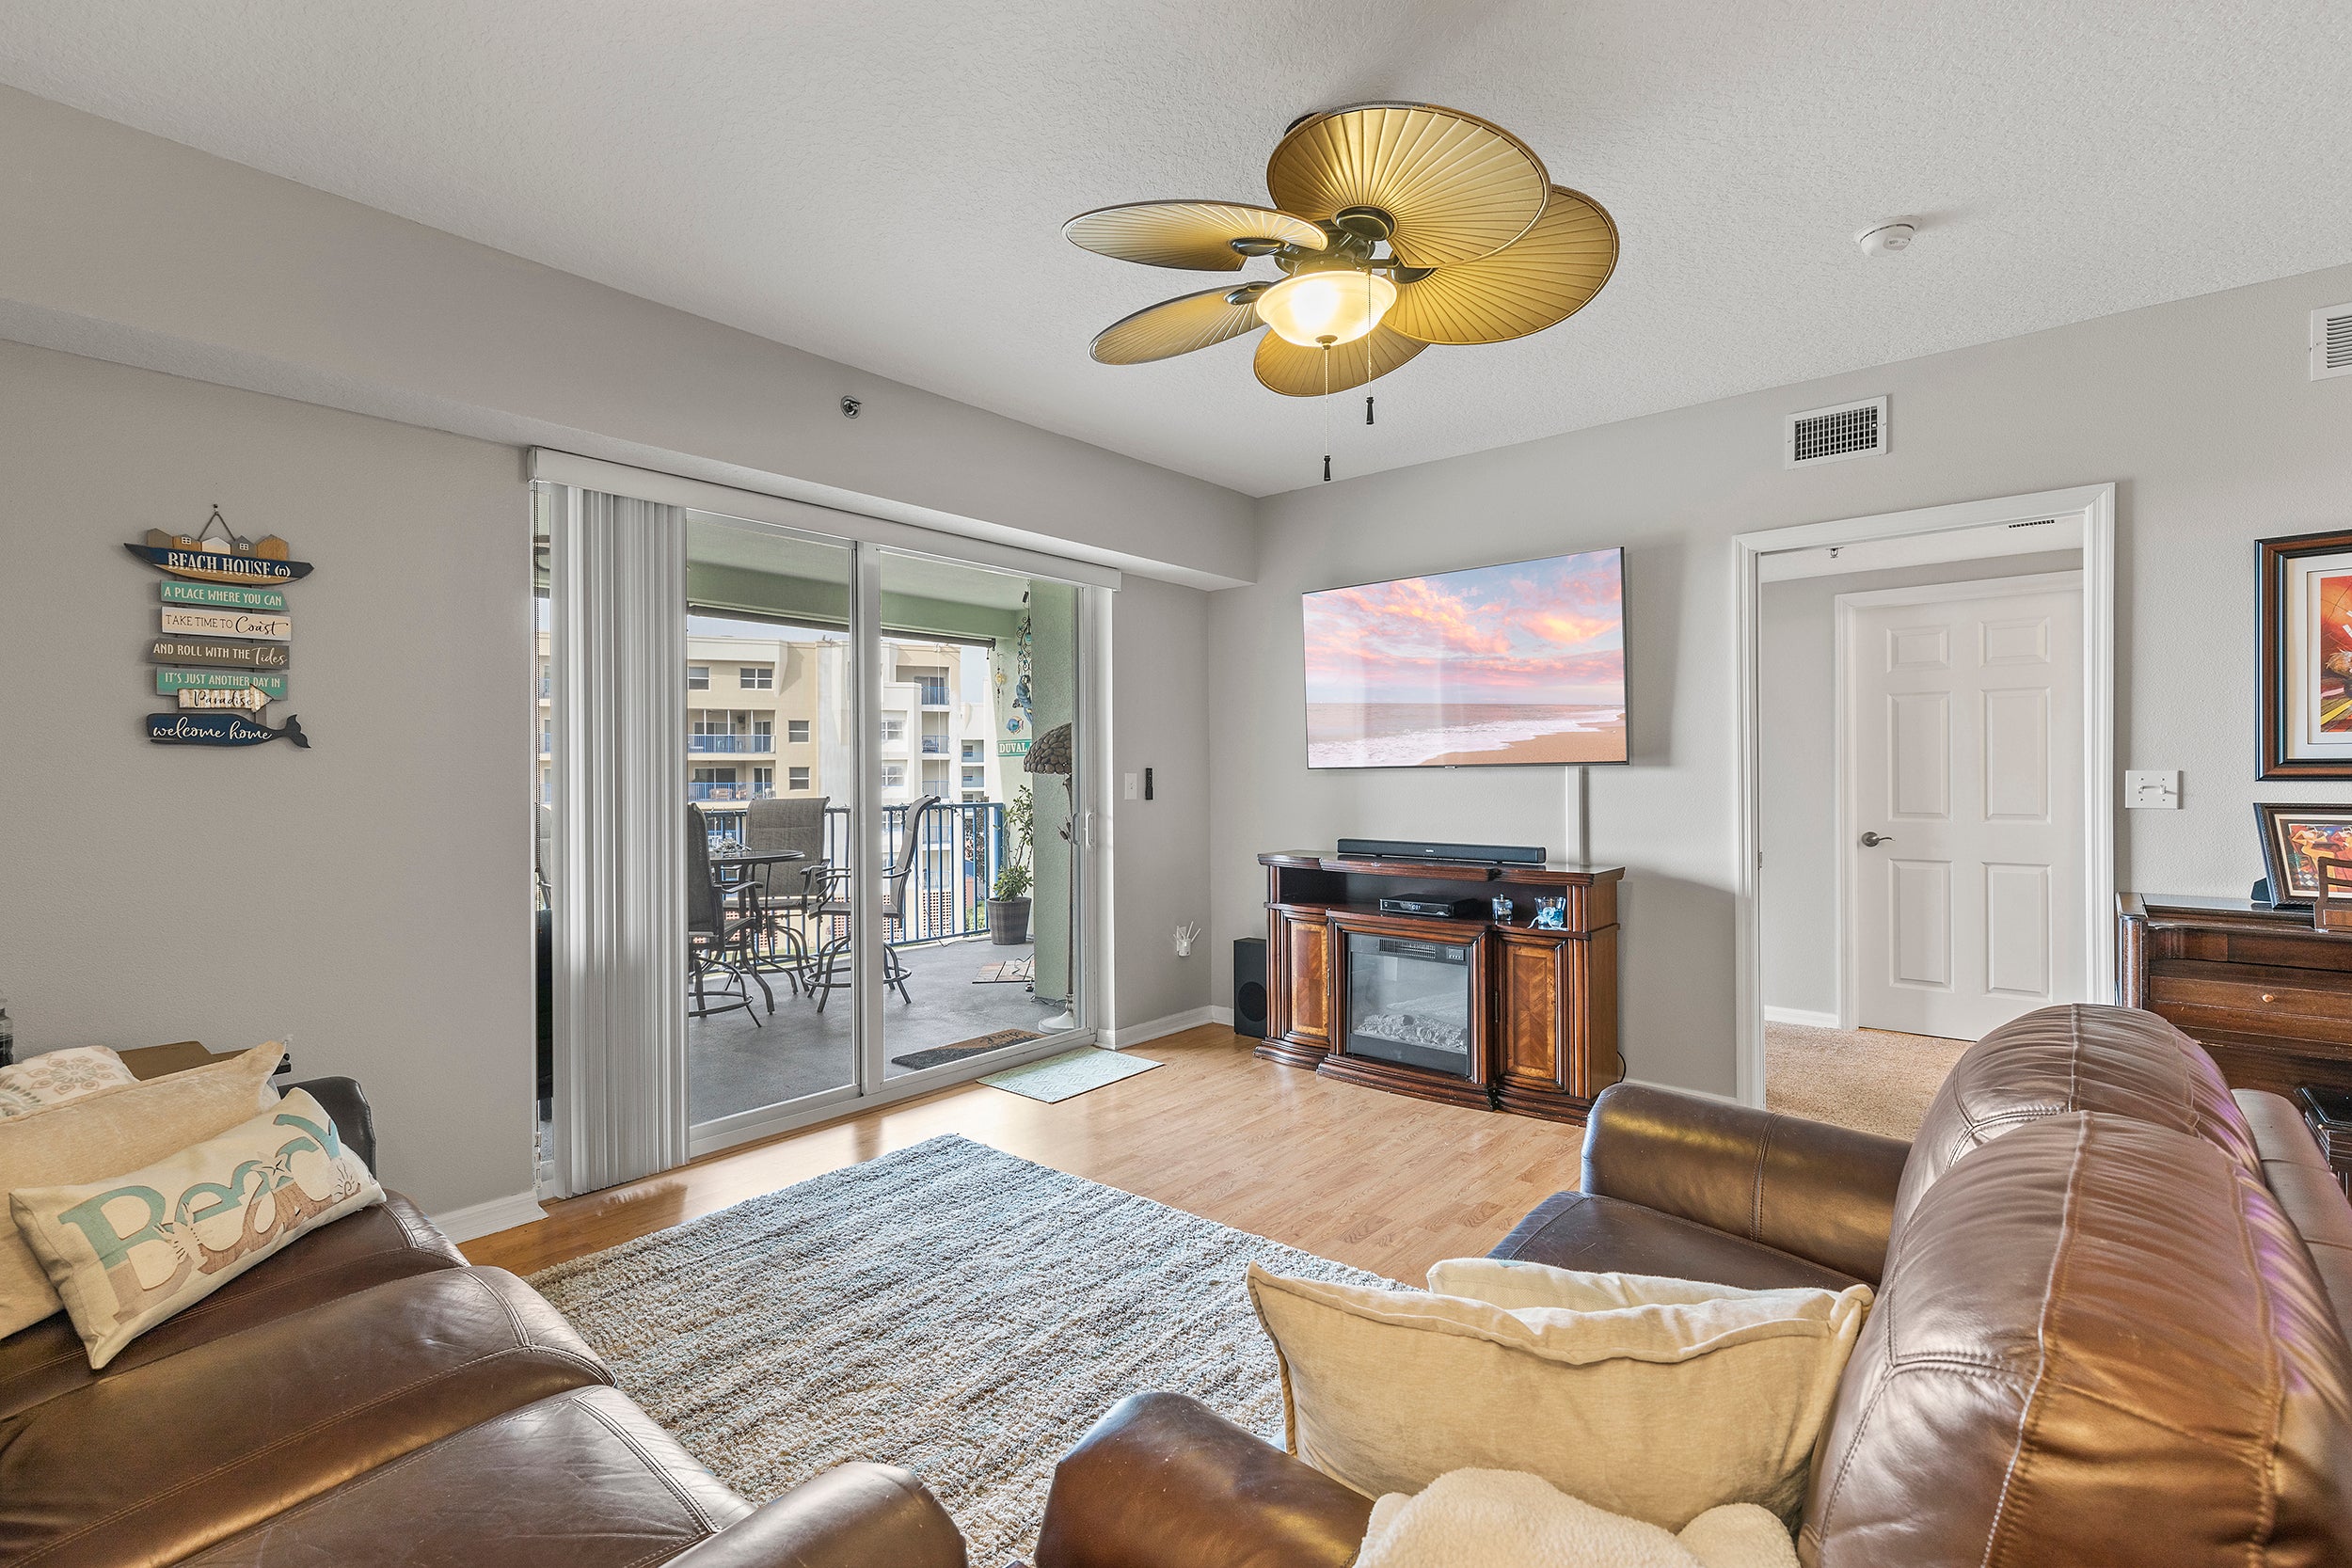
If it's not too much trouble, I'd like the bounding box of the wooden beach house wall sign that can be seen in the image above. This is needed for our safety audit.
[128,507,314,749]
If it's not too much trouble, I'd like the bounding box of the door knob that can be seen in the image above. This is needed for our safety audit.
[1859,832,1894,847]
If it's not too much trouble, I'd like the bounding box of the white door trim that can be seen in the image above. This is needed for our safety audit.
[1732,483,2115,1107]
[1833,569,2086,1035]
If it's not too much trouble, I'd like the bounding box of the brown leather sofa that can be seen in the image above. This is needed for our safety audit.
[1035,1005,2352,1568]
[0,1075,967,1568]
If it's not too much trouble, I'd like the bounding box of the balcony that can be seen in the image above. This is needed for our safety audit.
[690,735,774,754]
[688,781,773,801]
[916,680,949,708]
[919,736,947,754]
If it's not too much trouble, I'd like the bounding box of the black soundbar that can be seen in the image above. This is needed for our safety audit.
[1336,837,1547,866]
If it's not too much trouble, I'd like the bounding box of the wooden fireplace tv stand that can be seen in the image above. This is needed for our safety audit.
[1258,849,1624,1122]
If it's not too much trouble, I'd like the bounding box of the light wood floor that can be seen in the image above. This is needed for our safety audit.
[466,1026,1585,1283]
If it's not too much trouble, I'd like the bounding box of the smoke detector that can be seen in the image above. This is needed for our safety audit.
[1855,219,1916,257]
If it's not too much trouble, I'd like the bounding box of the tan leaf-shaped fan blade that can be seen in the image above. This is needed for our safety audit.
[1387,186,1619,345]
[1252,325,1426,397]
[1064,201,1327,271]
[1266,103,1548,269]
[1091,286,1268,364]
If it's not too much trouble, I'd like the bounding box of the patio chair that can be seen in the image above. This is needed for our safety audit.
[687,804,772,1024]
[803,795,938,1013]
[743,795,830,974]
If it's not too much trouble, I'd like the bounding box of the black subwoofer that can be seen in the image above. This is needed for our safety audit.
[1232,936,1268,1038]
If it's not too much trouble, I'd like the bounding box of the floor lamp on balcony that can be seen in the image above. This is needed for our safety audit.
[1025,722,1076,1032]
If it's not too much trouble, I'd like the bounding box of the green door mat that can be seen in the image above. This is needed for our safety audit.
[979,1047,1161,1103]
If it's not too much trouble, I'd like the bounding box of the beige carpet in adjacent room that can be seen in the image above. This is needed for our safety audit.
[1765,1022,1971,1141]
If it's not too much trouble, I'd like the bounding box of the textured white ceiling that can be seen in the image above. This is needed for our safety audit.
[2,1,2346,498]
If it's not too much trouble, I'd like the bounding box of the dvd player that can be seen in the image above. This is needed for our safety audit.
[1377,896,1482,919]
[1337,837,1547,866]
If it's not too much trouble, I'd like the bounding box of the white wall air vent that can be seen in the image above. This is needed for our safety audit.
[1785,397,1886,467]
[2314,304,2352,381]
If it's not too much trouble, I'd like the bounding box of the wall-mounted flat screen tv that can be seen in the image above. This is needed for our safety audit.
[1303,547,1627,768]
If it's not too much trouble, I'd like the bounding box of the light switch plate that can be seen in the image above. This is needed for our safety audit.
[1122,772,1139,800]
[2124,769,2180,809]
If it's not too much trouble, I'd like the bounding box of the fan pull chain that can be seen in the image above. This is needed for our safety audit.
[1321,342,1332,483]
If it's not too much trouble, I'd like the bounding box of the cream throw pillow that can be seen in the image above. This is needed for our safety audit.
[0,1041,283,1338]
[0,1047,138,1120]
[1246,1258,1872,1530]
[12,1088,382,1368]
[1359,1469,1799,1568]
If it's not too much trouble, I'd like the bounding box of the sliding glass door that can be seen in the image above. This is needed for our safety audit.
[539,477,1104,1179]
[680,515,1095,1151]
[680,517,859,1136]
[874,549,1087,1083]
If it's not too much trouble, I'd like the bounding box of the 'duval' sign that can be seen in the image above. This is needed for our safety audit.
[159,608,293,641]
[131,508,314,750]
[146,712,310,748]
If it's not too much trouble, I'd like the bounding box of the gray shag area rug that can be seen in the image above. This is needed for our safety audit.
[530,1133,1391,1563]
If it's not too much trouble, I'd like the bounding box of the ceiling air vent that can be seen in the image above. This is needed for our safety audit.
[1786,397,1886,467]
[2314,304,2352,381]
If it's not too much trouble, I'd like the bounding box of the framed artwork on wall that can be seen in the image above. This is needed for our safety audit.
[2260,528,2352,778]
[2253,801,2352,909]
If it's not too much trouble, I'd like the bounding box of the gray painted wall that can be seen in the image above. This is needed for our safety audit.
[1216,260,2352,1097]
[1109,577,1214,1030]
[0,86,1256,589]
[1758,550,2081,1019]
[0,341,534,1215]
[0,340,1221,1214]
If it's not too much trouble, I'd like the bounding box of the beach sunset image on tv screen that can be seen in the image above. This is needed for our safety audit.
[1302,548,1627,768]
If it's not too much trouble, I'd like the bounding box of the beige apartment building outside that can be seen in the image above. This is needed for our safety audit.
[533,632,1005,816]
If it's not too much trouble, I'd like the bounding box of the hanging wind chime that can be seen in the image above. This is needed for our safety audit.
[1063,101,1619,483]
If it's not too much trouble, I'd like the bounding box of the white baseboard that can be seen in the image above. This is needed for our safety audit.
[1208,1005,1234,1026]
[1763,1006,1843,1030]
[432,1190,547,1244]
[1101,1006,1219,1049]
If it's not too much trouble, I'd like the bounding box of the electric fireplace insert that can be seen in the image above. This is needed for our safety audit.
[1343,930,1475,1078]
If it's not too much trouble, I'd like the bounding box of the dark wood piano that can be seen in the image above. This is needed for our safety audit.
[2117,893,2352,1098]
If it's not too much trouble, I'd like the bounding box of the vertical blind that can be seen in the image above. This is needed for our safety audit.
[548,487,689,1191]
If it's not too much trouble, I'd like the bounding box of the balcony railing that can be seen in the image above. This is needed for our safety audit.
[689,782,771,801]
[919,736,947,754]
[689,734,774,753]
[916,680,949,707]
[697,799,1008,945]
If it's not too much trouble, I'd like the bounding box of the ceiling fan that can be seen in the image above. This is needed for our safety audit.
[1065,103,1618,402]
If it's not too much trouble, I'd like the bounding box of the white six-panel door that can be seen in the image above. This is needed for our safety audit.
[1844,576,2085,1040]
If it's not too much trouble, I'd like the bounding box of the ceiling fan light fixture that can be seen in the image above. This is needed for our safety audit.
[1257,270,1397,348]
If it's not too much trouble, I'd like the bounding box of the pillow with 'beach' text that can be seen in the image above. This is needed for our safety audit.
[10,1088,382,1368]
[0,1039,283,1338]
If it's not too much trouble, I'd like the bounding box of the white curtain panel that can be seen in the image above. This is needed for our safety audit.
[548,486,688,1193]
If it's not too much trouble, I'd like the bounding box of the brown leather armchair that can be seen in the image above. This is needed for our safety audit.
[1035,1006,2352,1568]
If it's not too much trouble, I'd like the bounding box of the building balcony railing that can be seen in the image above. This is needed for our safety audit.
[919,736,947,753]
[689,782,773,801]
[696,799,1009,946]
[690,735,774,753]
[915,681,950,706]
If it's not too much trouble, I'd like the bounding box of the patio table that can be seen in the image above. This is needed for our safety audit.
[710,848,810,979]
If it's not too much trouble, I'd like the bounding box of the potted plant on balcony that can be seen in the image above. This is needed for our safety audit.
[989,784,1034,945]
